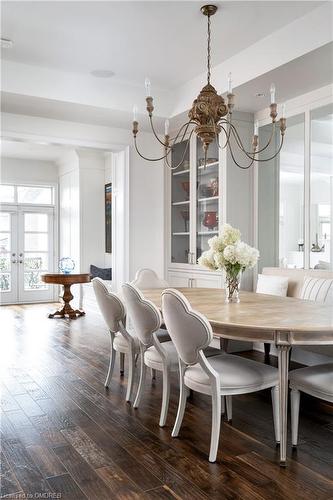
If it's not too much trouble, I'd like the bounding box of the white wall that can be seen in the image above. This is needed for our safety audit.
[2,112,165,280]
[1,157,58,184]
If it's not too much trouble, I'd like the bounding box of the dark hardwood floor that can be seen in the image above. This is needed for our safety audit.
[1,302,332,499]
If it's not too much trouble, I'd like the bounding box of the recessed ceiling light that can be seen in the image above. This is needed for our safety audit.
[91,70,115,78]
[1,38,13,49]
[255,92,266,98]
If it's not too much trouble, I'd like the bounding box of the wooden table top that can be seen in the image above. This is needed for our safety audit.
[41,273,91,285]
[143,288,333,344]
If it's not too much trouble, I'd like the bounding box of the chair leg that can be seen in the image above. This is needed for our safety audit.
[264,343,271,358]
[172,362,187,437]
[291,388,301,447]
[159,366,170,427]
[225,396,232,422]
[271,385,280,444]
[120,352,125,375]
[125,345,136,403]
[105,332,116,388]
[209,386,221,463]
[221,395,225,415]
[151,368,156,380]
[133,346,146,409]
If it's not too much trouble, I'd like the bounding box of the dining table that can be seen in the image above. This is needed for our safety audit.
[142,287,333,466]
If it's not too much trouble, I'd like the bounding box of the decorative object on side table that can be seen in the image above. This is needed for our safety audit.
[58,257,75,274]
[198,223,259,303]
[41,273,91,319]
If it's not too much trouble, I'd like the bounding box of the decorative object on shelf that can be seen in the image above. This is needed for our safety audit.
[132,4,286,170]
[58,257,75,275]
[311,233,325,253]
[198,223,259,303]
[181,181,190,200]
[200,184,214,198]
[203,211,218,230]
[210,178,218,196]
[105,183,112,253]
[181,210,190,232]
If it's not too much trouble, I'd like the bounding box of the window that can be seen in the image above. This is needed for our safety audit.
[0,184,54,205]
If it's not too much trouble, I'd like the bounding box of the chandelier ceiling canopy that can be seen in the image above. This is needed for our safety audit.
[132,4,286,170]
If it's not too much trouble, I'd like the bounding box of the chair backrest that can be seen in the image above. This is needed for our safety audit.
[122,283,162,345]
[162,289,213,365]
[132,268,169,289]
[92,277,125,333]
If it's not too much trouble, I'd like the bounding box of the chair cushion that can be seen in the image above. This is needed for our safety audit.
[144,341,178,370]
[289,363,333,401]
[184,353,278,395]
[256,274,289,297]
[300,277,333,304]
[113,332,139,353]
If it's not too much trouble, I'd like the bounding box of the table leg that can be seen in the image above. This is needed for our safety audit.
[277,344,291,466]
[48,284,85,319]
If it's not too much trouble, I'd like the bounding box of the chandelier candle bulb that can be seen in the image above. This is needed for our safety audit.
[133,105,138,122]
[254,120,259,135]
[270,83,276,104]
[228,72,233,94]
[281,103,286,118]
[164,119,170,136]
[145,77,151,97]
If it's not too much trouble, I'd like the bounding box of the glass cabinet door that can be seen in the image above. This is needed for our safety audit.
[196,137,220,260]
[171,140,191,264]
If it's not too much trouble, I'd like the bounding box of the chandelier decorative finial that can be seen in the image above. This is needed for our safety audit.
[132,4,286,170]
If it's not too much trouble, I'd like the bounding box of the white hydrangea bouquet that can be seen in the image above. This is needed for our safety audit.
[198,224,259,303]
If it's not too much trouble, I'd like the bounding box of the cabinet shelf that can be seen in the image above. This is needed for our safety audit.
[172,232,190,236]
[172,200,190,206]
[198,196,219,203]
[197,231,219,236]
[173,169,190,176]
[198,161,219,170]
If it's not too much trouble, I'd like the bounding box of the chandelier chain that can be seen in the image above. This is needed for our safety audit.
[207,13,211,84]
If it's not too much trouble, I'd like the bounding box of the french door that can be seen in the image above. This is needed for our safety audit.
[0,206,55,304]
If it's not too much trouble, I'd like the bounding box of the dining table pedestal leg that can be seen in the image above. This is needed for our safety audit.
[277,343,291,466]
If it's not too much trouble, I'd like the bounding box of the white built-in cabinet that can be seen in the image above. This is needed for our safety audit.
[165,112,254,290]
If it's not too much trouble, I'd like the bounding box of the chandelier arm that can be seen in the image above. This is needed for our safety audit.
[134,137,168,162]
[215,120,232,149]
[149,115,170,148]
[227,139,256,170]
[254,135,285,162]
[171,120,196,146]
[228,121,276,156]
[165,130,195,170]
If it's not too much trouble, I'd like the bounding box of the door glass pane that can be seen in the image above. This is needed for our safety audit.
[171,140,190,264]
[258,114,305,271]
[0,273,11,291]
[25,213,48,232]
[0,185,15,203]
[0,233,10,252]
[310,104,333,270]
[24,253,48,271]
[17,186,52,204]
[196,137,219,260]
[0,254,10,272]
[25,233,48,251]
[24,271,48,290]
[0,213,10,231]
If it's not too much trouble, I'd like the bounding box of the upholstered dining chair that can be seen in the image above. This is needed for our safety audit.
[122,282,178,427]
[132,268,169,289]
[92,278,139,402]
[162,288,280,463]
[289,363,333,446]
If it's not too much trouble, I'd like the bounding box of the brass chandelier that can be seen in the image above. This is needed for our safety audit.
[132,4,286,170]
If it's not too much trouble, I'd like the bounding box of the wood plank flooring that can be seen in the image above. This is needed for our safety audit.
[1,302,332,499]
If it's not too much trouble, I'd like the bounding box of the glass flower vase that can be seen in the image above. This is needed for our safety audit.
[225,269,242,303]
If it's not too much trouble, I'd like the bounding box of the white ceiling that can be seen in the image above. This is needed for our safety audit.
[1,1,324,90]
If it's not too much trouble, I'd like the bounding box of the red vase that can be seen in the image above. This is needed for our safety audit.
[203,211,218,230]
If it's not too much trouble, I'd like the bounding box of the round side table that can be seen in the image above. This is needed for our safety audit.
[41,273,91,319]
